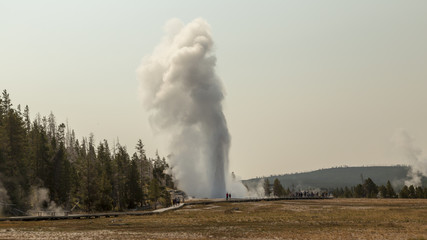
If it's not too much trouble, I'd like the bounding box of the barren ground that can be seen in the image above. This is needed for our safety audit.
[0,198,426,240]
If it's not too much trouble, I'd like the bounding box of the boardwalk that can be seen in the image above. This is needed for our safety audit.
[0,197,330,222]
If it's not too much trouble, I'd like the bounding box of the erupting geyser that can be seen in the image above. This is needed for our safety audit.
[138,18,244,198]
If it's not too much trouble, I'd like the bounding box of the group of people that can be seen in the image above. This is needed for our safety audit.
[292,191,328,198]
[172,197,182,206]
[225,192,232,200]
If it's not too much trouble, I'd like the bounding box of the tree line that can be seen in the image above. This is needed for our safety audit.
[263,178,291,197]
[263,177,427,199]
[0,90,174,215]
[332,178,427,199]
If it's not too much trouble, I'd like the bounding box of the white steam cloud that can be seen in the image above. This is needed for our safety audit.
[246,179,266,198]
[138,18,246,198]
[28,187,65,216]
[391,129,427,186]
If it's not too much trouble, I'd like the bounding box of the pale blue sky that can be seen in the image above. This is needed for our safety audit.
[1,1,427,178]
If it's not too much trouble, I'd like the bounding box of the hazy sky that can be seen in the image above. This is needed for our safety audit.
[1,1,427,179]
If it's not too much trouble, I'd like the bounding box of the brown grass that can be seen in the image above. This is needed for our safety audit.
[0,198,426,239]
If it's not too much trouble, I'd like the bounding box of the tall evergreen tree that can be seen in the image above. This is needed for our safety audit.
[148,179,160,209]
[96,140,113,211]
[128,154,143,208]
[386,180,396,198]
[408,185,416,198]
[363,178,378,198]
[273,178,285,197]
[263,178,271,197]
[0,90,30,210]
[113,144,130,211]
[378,185,387,198]
[415,186,424,198]
[344,186,352,198]
[353,184,364,198]
[399,185,409,198]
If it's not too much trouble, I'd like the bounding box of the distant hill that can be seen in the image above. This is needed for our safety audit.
[243,165,427,190]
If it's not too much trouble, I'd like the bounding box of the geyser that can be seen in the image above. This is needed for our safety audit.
[138,18,239,198]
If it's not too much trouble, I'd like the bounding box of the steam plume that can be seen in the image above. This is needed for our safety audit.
[138,18,243,198]
[391,129,427,186]
[28,187,64,215]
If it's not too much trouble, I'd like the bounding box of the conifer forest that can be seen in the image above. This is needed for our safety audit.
[0,90,174,216]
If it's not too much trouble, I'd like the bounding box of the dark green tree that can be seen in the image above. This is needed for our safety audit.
[386,180,396,198]
[415,186,424,198]
[152,151,168,185]
[378,185,387,198]
[408,185,416,198]
[135,139,147,204]
[399,185,409,198]
[363,178,378,198]
[96,140,113,211]
[0,90,30,211]
[354,184,364,198]
[273,178,284,197]
[112,144,130,211]
[160,187,172,207]
[149,179,160,209]
[344,186,352,198]
[264,178,271,197]
[127,155,143,208]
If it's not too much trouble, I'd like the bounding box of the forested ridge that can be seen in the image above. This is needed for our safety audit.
[0,90,174,216]
[244,165,427,190]
[263,176,427,199]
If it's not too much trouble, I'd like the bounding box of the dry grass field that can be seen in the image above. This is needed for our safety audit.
[0,198,426,239]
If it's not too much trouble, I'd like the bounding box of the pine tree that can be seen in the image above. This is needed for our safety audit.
[386,180,396,198]
[128,154,143,208]
[75,136,100,212]
[344,186,352,198]
[160,187,172,207]
[113,144,130,211]
[135,139,147,205]
[23,105,31,133]
[363,178,378,198]
[408,185,416,198]
[399,185,409,198]
[378,185,387,198]
[415,186,424,198]
[50,123,72,206]
[354,184,364,198]
[149,179,160,209]
[263,178,271,197]
[0,90,30,210]
[273,178,285,197]
[152,151,167,185]
[96,140,113,211]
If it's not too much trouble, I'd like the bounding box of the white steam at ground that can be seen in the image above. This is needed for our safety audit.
[246,179,266,198]
[391,129,427,186]
[28,187,64,216]
[138,18,246,198]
